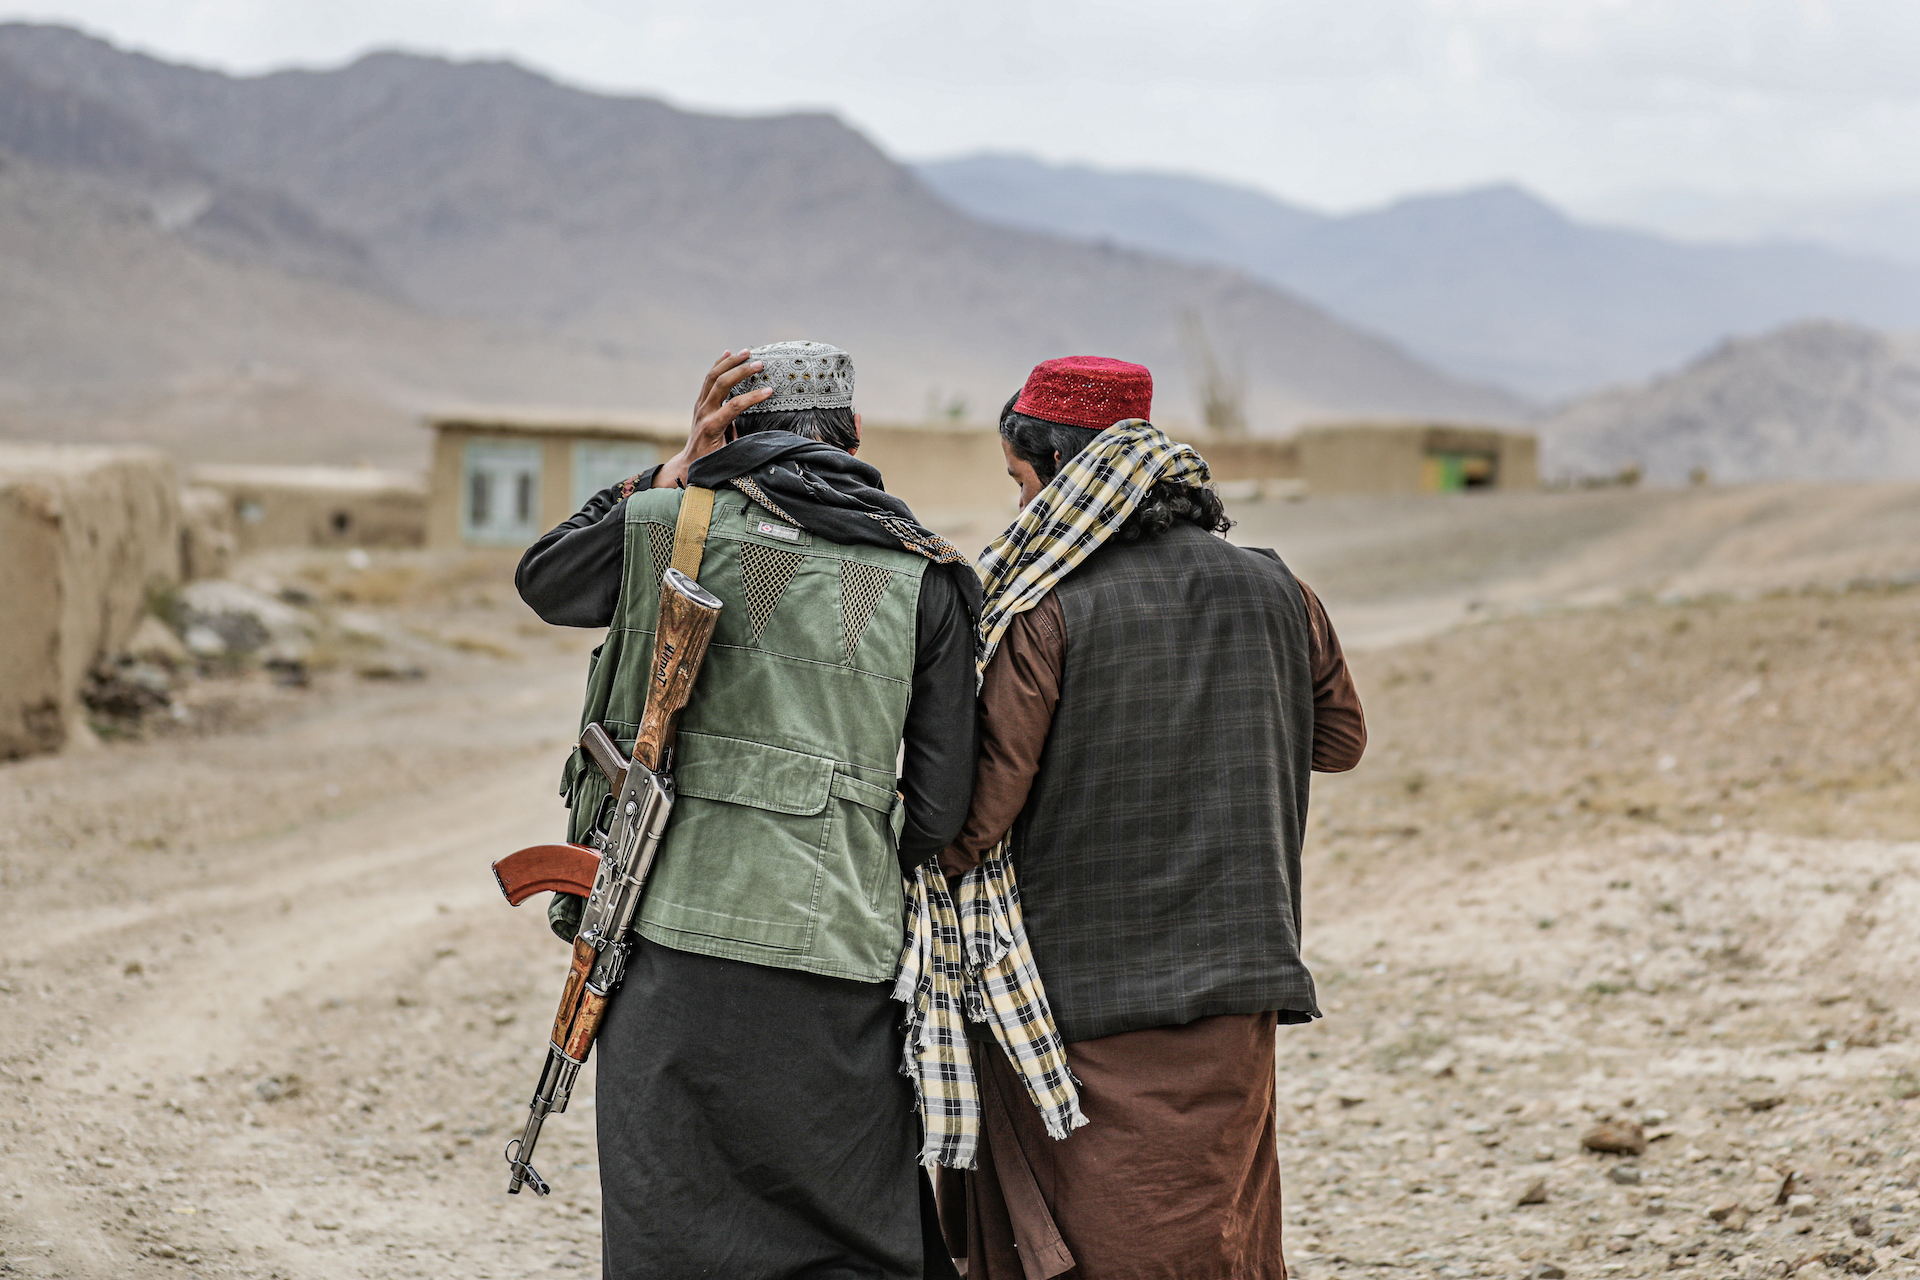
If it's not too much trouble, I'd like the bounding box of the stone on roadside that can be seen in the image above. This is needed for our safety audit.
[1708,1199,1744,1223]
[1582,1119,1649,1156]
[127,615,191,668]
[1610,1165,1643,1185]
[1851,1216,1872,1238]
[1528,1264,1566,1280]
[1517,1176,1549,1206]
[1787,1195,1816,1218]
[172,579,316,661]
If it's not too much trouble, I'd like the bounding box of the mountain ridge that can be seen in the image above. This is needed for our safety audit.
[0,22,1523,458]
[1538,321,1920,485]
[916,154,1920,399]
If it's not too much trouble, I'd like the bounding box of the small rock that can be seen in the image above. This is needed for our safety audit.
[1583,1119,1649,1156]
[1517,1177,1549,1206]
[1744,1095,1786,1112]
[183,624,228,657]
[1606,1238,1633,1254]
[357,662,427,682]
[1529,1265,1567,1280]
[1336,1094,1367,1109]
[492,1009,516,1026]
[1708,1200,1744,1222]
[420,1117,445,1133]
[1610,1165,1643,1185]
[1787,1195,1816,1218]
[127,616,191,668]
[149,1244,179,1258]
[252,1074,300,1103]
[1852,1216,1873,1238]
[122,960,143,976]
[315,1220,342,1231]
[1533,1145,1555,1162]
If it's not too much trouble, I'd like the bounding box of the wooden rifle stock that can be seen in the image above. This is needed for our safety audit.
[633,574,721,773]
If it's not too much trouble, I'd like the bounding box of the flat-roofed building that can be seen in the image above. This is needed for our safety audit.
[425,413,684,549]
[190,464,428,552]
[1294,423,1537,496]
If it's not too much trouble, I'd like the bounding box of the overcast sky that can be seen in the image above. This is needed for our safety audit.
[7,0,1920,214]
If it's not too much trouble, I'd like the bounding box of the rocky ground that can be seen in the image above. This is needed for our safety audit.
[2,493,1918,1279]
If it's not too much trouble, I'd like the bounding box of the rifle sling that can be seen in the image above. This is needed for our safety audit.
[671,485,714,581]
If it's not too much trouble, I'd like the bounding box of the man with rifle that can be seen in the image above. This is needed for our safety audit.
[514,343,978,1279]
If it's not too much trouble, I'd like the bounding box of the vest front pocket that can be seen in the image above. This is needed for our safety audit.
[638,733,835,953]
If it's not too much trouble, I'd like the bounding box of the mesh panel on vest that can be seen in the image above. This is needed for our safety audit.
[738,541,804,641]
[840,562,894,658]
[644,522,675,591]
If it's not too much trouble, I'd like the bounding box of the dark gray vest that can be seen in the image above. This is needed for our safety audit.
[1013,523,1320,1043]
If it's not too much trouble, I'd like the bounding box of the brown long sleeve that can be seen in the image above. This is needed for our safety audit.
[940,575,1367,876]
[941,594,1066,877]
[1299,579,1367,772]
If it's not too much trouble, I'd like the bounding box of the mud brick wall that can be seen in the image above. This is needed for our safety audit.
[0,444,181,758]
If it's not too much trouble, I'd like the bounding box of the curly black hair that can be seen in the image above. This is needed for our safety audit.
[731,405,858,452]
[997,394,1232,541]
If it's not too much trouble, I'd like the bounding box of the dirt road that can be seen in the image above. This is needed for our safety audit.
[3,489,1919,1279]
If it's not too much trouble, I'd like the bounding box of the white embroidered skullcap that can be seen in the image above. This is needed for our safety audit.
[725,340,855,414]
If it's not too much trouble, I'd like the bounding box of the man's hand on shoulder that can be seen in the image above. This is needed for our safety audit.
[654,349,774,489]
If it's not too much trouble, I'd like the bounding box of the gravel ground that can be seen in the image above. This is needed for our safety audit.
[2,539,1917,1279]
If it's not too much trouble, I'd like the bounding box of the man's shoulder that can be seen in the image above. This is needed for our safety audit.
[625,485,683,523]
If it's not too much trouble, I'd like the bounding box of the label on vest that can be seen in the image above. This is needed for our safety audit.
[754,520,801,542]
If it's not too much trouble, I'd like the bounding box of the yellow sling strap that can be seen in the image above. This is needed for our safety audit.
[670,485,714,581]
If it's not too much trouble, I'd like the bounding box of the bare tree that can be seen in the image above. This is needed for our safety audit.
[1181,311,1247,436]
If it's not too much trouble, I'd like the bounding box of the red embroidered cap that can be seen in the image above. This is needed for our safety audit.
[1013,356,1153,431]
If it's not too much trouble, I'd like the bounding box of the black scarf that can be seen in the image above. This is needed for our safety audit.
[688,432,983,618]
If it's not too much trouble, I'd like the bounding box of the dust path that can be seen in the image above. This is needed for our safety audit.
[4,498,1920,1279]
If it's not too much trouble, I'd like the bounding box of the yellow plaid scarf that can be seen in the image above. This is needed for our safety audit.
[895,423,1208,1166]
[974,419,1211,673]
[895,850,1086,1168]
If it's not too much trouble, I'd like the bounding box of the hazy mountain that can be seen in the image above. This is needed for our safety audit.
[917,154,1920,400]
[0,51,682,466]
[1537,322,1920,485]
[1579,187,1920,269]
[0,23,1522,460]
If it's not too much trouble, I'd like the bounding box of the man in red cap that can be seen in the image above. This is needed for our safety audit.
[936,356,1367,1279]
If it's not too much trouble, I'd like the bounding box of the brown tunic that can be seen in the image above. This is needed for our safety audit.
[937,578,1364,1279]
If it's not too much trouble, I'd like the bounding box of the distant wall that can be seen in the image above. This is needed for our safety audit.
[857,424,1011,521]
[0,444,180,758]
[427,419,1022,547]
[1297,423,1538,495]
[191,465,427,552]
[1178,433,1303,487]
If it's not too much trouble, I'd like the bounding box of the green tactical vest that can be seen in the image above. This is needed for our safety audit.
[560,484,928,983]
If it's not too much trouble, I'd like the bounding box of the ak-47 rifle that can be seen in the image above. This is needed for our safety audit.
[489,566,722,1196]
